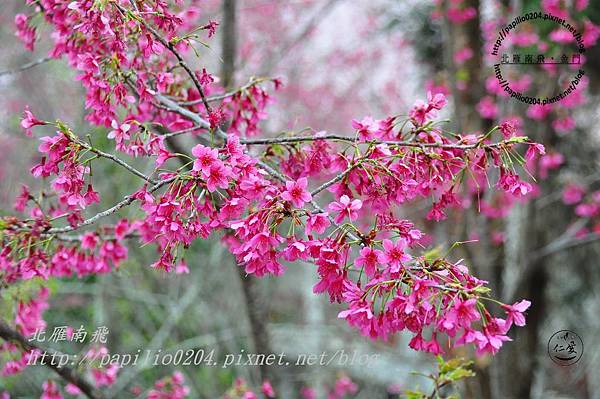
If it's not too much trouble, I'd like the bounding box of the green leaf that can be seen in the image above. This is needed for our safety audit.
[423,246,443,262]
[402,390,427,399]
[506,135,529,144]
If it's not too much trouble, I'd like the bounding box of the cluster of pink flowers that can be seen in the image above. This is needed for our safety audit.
[408,91,447,125]
[146,372,190,399]
[223,83,278,137]
[5,90,536,358]
[351,116,396,142]
[327,376,358,399]
[222,376,359,399]
[86,346,120,388]
[1,212,128,283]
[33,131,100,212]
[41,380,63,399]
[562,184,600,237]
[14,288,49,336]
[1,288,48,377]
[14,13,36,51]
[223,378,275,399]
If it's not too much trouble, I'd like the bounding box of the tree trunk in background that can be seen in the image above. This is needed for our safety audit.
[302,262,327,399]
[237,268,276,384]
[443,1,496,397]
[221,0,237,89]
[221,0,278,388]
[497,195,549,399]
[497,115,600,398]
[445,0,485,134]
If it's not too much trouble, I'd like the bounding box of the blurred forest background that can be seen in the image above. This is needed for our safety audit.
[1,0,600,398]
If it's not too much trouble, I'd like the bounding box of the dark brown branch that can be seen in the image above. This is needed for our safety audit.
[0,319,102,399]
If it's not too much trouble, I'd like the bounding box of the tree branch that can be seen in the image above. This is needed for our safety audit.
[0,57,53,77]
[0,319,103,399]
[310,163,359,197]
[45,176,176,234]
[176,77,270,106]
[161,124,207,139]
[75,138,157,184]
[240,133,509,150]
[114,2,212,115]
[156,94,211,130]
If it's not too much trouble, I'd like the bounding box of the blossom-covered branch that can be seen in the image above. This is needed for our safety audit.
[239,132,525,149]
[0,319,102,399]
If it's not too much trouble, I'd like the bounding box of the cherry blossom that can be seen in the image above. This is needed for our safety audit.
[328,195,363,223]
[281,177,312,208]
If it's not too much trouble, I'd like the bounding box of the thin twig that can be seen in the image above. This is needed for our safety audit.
[531,218,600,261]
[46,176,176,234]
[176,77,270,106]
[114,3,212,115]
[155,94,222,148]
[156,94,211,129]
[157,91,509,154]
[310,164,359,196]
[52,232,140,242]
[76,138,157,184]
[240,134,507,150]
[161,124,207,138]
[0,57,53,77]
[106,282,201,398]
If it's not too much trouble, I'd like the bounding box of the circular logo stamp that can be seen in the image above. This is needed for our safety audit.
[490,11,586,105]
[547,330,583,366]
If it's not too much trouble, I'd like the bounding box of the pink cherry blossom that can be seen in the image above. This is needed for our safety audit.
[20,106,46,137]
[355,247,384,277]
[14,14,36,51]
[502,299,531,328]
[352,116,379,141]
[41,380,63,399]
[562,184,586,205]
[107,120,132,143]
[381,239,411,273]
[281,177,312,208]
[476,96,498,119]
[203,163,232,192]
[328,195,362,223]
[306,212,331,235]
[192,145,220,174]
[261,381,276,398]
